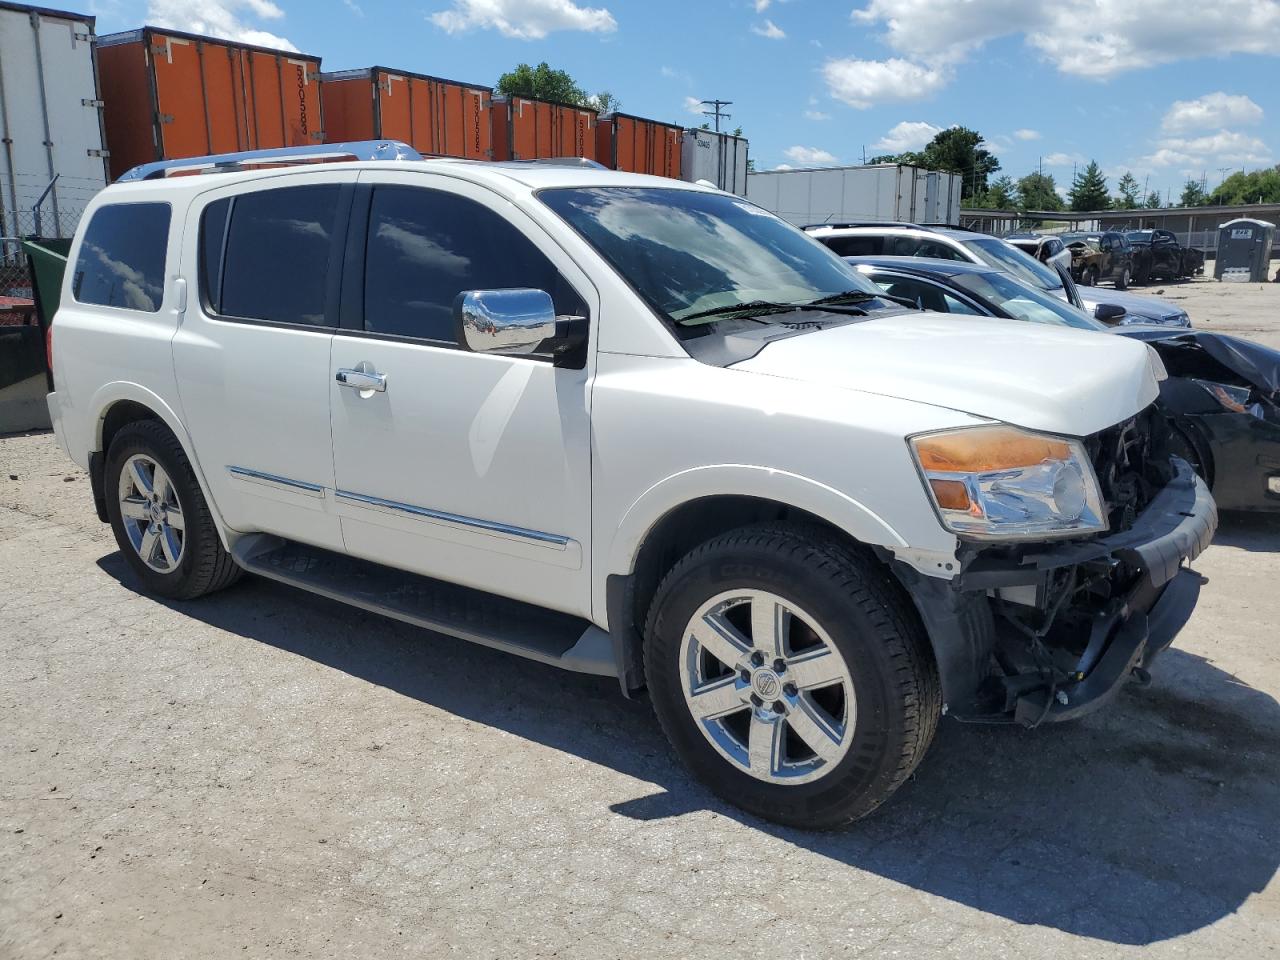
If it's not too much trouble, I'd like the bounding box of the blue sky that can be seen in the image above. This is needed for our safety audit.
[90,0,1280,200]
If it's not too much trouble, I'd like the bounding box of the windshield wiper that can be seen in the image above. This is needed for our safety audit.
[804,290,879,307]
[675,297,868,325]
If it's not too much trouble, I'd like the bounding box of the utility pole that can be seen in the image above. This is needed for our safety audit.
[700,99,732,133]
[1217,166,1231,188]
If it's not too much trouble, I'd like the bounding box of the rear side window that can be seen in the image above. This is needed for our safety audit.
[203,185,342,325]
[71,202,171,313]
[822,235,883,257]
[363,185,584,342]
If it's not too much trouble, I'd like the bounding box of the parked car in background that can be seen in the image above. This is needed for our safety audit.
[42,142,1217,828]
[1061,231,1136,289]
[1124,229,1206,282]
[849,256,1279,511]
[806,223,1190,326]
[1006,234,1072,274]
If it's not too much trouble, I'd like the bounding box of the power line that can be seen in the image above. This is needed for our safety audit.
[700,99,732,133]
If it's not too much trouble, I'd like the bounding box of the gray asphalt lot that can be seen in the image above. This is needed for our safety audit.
[3,274,1280,958]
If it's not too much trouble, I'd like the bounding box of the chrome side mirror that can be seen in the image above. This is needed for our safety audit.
[454,289,557,356]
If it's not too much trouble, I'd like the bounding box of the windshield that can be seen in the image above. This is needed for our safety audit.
[1125,231,1153,243]
[951,271,1105,331]
[538,187,884,332]
[959,236,1064,294]
[1063,232,1100,248]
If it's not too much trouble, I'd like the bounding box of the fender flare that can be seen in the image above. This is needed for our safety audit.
[607,463,910,579]
[89,381,231,548]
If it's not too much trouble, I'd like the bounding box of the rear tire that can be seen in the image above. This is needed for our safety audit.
[643,524,940,828]
[1081,266,1097,286]
[104,420,242,600]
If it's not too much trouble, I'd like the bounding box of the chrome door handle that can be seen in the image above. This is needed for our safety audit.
[335,368,387,392]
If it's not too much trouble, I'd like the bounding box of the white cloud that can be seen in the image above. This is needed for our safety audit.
[1142,130,1272,168]
[849,0,1280,79]
[1162,92,1264,133]
[342,0,363,14]
[683,96,705,116]
[429,0,616,39]
[148,0,297,50]
[804,110,831,121]
[1042,151,1086,166]
[1013,128,1041,141]
[751,18,785,38]
[822,58,948,109]
[773,163,794,171]
[784,145,838,165]
[754,0,770,10]
[871,120,944,153]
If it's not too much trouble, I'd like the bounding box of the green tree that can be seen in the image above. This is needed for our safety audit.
[873,126,1000,201]
[1209,165,1280,205]
[1068,160,1110,211]
[589,90,621,114]
[1143,191,1164,209]
[967,174,1015,208]
[1179,178,1209,206]
[1115,172,1140,208]
[497,62,618,112]
[1016,171,1063,211]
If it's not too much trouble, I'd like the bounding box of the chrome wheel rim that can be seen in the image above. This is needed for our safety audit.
[679,589,856,785]
[118,454,185,573]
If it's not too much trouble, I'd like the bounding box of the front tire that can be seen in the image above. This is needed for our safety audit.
[105,420,242,600]
[1081,266,1097,286]
[1116,267,1131,290]
[643,524,940,828]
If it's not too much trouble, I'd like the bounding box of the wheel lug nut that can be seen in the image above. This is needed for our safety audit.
[772,701,785,715]
[750,693,763,707]
[783,683,798,697]
[750,652,764,667]
[740,669,752,683]
[773,659,786,673]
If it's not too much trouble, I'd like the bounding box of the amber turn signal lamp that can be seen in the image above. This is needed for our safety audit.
[928,478,972,511]
[914,427,1071,473]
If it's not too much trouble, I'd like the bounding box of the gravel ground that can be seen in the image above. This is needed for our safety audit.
[3,276,1280,959]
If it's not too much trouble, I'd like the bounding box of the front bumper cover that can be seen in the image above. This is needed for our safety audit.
[895,459,1217,724]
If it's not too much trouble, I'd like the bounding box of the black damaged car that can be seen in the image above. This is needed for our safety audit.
[847,255,1280,512]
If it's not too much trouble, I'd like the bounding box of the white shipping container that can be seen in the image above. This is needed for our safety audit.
[745,164,962,227]
[681,128,749,196]
[0,1,108,239]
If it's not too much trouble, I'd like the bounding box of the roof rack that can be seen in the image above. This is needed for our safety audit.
[801,221,922,231]
[499,157,608,169]
[917,222,974,231]
[117,140,423,182]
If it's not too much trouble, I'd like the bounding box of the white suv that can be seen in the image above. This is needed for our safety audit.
[47,143,1215,827]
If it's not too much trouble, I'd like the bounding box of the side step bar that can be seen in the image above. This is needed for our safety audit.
[231,535,616,678]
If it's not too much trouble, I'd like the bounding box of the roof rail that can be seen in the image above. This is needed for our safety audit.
[801,221,922,231]
[117,141,423,182]
[500,157,608,169]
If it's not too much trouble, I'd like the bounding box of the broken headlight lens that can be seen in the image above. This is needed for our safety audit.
[911,425,1108,540]
[1191,379,1264,419]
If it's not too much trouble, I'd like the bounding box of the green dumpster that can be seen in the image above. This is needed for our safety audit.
[23,238,72,391]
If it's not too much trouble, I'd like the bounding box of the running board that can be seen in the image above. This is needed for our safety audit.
[230,535,616,678]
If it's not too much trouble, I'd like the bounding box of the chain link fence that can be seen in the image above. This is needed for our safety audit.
[1,209,85,324]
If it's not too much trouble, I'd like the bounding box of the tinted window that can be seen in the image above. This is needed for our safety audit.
[823,235,883,257]
[886,237,964,260]
[364,186,583,342]
[200,198,230,311]
[71,202,170,312]
[215,185,341,325]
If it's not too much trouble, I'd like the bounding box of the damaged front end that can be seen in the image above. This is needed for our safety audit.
[895,408,1218,726]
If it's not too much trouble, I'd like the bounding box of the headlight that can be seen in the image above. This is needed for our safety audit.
[1192,379,1263,418]
[911,425,1108,540]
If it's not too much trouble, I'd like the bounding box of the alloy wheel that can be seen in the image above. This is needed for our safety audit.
[679,589,856,785]
[117,454,185,573]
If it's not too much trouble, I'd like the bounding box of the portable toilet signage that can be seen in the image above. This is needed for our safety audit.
[1215,218,1276,283]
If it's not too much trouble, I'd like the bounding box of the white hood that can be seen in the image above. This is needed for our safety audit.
[733,313,1161,437]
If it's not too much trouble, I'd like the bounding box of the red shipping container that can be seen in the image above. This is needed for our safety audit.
[491,96,597,162]
[97,27,323,182]
[596,113,682,178]
[320,67,493,160]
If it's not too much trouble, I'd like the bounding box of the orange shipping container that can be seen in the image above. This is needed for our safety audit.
[596,113,682,178]
[320,67,492,160]
[491,96,597,162]
[97,27,323,182]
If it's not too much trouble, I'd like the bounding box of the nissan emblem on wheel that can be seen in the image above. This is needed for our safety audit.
[43,141,1217,828]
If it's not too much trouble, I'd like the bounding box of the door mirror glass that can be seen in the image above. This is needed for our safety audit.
[1094,303,1126,324]
[454,289,557,356]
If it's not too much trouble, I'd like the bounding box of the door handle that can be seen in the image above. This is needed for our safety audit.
[335,368,387,392]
